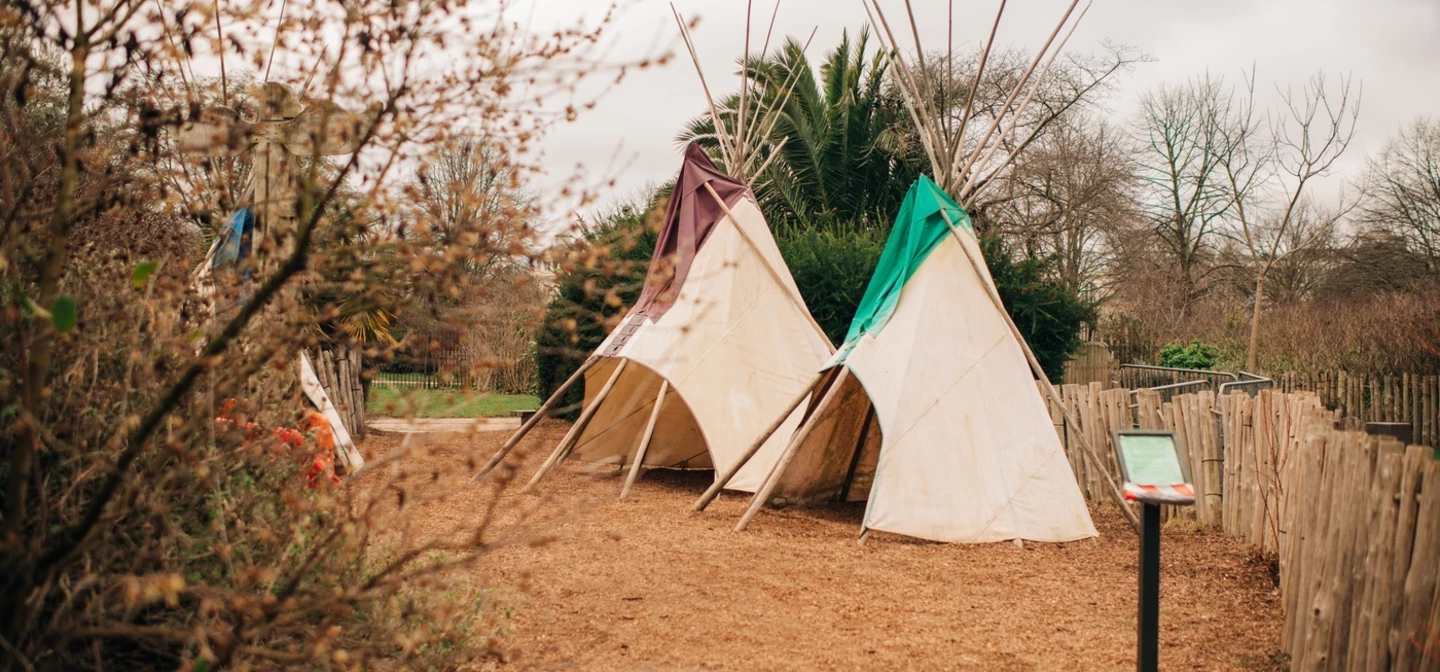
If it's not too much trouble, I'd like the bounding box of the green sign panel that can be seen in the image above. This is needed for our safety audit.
[1115,433,1187,486]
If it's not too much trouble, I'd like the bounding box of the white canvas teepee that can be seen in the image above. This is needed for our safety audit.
[748,178,1094,543]
[557,144,832,491]
[476,144,832,496]
[847,235,1093,542]
[474,2,833,496]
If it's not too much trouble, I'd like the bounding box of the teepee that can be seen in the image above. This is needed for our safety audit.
[692,0,1135,543]
[474,4,833,497]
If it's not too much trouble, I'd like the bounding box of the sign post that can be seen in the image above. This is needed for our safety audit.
[1110,430,1195,672]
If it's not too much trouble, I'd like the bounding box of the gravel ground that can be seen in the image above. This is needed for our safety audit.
[358,423,1284,671]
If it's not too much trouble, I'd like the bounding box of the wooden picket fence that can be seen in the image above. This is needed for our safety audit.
[1046,385,1440,670]
[1215,390,1329,553]
[1280,427,1440,671]
[1061,341,1116,387]
[1045,384,1224,525]
[1276,371,1440,447]
[1059,342,1440,448]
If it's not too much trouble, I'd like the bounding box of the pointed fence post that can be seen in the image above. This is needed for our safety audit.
[621,380,668,499]
[526,359,629,490]
[470,357,597,483]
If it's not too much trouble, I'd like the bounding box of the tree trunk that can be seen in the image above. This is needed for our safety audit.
[5,38,89,539]
[1246,271,1265,372]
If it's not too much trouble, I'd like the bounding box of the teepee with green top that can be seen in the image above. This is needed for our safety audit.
[706,177,1096,543]
[693,0,1131,543]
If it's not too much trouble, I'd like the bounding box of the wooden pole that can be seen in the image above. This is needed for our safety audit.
[691,371,825,512]
[470,357,597,483]
[669,4,737,169]
[1422,377,1434,448]
[336,349,353,433]
[526,359,628,489]
[937,210,1139,531]
[839,405,877,503]
[621,380,668,499]
[701,182,831,347]
[1406,373,1414,429]
[735,369,851,532]
[350,347,366,437]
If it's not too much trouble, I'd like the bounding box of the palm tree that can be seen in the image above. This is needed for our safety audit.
[680,29,923,230]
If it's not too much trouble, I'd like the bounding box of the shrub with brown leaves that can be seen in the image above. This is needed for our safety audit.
[0,0,664,668]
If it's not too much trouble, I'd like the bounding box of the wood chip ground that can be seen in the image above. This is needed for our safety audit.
[359,423,1284,671]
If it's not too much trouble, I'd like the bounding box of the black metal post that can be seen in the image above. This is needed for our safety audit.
[1138,502,1161,672]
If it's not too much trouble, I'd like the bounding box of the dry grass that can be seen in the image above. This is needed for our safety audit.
[361,424,1284,671]
[1103,284,1440,375]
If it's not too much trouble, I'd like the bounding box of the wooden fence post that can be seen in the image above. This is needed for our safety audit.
[350,346,366,436]
[1427,376,1437,447]
[1345,440,1403,672]
[1382,446,1430,669]
[1282,429,1326,652]
[1295,431,1356,670]
[1393,459,1440,671]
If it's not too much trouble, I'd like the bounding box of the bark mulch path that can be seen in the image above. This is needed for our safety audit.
[360,423,1284,671]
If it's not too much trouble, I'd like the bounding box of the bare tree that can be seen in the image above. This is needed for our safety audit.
[991,113,1136,295]
[1318,228,1432,299]
[1215,71,1360,371]
[405,138,548,389]
[1132,75,1239,308]
[905,43,1147,225]
[1255,206,1340,304]
[413,138,539,280]
[1360,118,1440,274]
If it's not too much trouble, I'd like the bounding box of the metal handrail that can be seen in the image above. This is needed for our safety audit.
[1218,372,1274,397]
[1128,379,1212,396]
[1126,379,1213,410]
[1118,364,1240,381]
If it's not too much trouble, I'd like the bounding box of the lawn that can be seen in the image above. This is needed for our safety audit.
[367,386,540,418]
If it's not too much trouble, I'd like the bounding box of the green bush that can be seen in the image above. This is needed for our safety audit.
[776,225,889,346]
[776,229,1093,381]
[981,236,1097,382]
[1158,340,1222,370]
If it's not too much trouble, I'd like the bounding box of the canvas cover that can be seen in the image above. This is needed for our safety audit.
[774,179,1096,543]
[633,143,749,319]
[192,208,255,310]
[839,176,961,358]
[567,146,833,493]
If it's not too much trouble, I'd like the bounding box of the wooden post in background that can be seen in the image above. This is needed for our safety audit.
[308,345,366,438]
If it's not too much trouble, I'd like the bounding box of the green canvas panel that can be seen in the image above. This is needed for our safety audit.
[836,175,972,360]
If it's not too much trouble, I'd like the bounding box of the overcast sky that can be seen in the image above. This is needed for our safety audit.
[523,0,1440,221]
